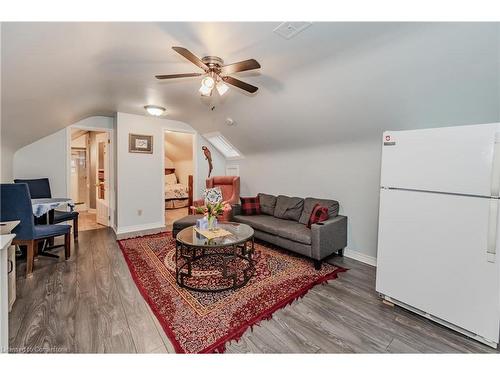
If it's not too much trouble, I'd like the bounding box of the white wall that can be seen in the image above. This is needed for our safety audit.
[70,116,114,132]
[14,116,114,197]
[0,24,8,183]
[164,156,174,168]
[195,135,226,196]
[171,159,193,186]
[0,143,14,183]
[239,137,382,262]
[71,133,87,148]
[164,132,194,186]
[13,112,226,235]
[115,112,226,234]
[13,128,68,196]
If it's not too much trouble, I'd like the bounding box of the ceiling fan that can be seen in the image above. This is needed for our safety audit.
[155,46,261,96]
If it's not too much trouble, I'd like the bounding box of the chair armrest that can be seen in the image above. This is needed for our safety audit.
[227,178,240,205]
[231,204,242,216]
[311,215,347,261]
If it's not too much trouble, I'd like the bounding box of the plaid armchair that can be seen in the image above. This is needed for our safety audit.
[191,176,240,221]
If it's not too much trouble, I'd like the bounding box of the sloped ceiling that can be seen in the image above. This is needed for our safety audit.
[165,131,193,162]
[2,22,499,154]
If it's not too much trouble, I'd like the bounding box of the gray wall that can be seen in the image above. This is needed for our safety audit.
[239,138,382,260]
[1,143,14,183]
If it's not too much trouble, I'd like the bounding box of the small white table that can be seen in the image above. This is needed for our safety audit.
[30,198,73,257]
[31,198,73,218]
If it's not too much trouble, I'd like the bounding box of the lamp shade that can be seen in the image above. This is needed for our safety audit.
[144,105,166,116]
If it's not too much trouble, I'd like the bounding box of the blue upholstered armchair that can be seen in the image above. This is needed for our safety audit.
[0,183,72,277]
[14,177,79,239]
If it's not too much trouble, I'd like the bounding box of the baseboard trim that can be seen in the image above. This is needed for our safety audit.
[115,222,165,239]
[344,248,377,267]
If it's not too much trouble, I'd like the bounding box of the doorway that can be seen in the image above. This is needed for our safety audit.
[163,130,195,228]
[70,129,110,231]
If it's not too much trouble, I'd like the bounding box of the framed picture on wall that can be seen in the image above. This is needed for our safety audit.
[129,134,153,154]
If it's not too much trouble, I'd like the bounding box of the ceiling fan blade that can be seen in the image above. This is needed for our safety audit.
[172,46,209,71]
[155,73,202,79]
[221,59,261,75]
[223,76,258,93]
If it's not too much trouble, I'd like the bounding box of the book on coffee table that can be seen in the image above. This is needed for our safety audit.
[193,227,232,240]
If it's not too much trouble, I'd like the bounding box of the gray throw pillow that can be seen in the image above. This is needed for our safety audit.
[299,197,339,225]
[258,193,277,216]
[273,195,304,221]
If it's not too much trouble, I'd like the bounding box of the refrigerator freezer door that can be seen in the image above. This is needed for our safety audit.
[380,123,500,197]
[376,188,500,343]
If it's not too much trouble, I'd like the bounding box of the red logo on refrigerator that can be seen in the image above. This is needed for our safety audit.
[385,135,390,141]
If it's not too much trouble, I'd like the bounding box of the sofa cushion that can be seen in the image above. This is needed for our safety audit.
[234,214,311,245]
[273,195,304,221]
[240,196,261,215]
[275,221,312,245]
[258,193,277,216]
[233,215,281,236]
[299,197,339,225]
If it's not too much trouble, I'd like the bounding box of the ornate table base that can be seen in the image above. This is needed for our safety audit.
[175,237,255,293]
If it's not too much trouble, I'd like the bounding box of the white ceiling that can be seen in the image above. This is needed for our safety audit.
[2,22,499,154]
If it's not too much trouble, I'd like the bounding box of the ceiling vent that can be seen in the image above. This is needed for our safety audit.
[273,22,312,40]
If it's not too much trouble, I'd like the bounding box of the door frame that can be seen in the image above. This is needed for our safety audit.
[161,127,198,224]
[66,125,115,229]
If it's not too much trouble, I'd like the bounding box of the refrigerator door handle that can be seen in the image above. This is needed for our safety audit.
[490,133,500,197]
[486,133,500,263]
[487,198,498,263]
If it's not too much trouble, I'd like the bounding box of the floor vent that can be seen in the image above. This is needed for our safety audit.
[273,22,312,40]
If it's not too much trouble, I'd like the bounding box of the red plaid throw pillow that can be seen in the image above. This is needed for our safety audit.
[307,204,329,228]
[240,196,261,215]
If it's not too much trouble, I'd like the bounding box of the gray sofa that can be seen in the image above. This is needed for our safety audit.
[232,193,347,269]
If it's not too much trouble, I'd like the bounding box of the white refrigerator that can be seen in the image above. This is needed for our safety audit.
[376,123,500,348]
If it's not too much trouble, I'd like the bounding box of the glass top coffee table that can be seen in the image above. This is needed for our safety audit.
[175,222,255,292]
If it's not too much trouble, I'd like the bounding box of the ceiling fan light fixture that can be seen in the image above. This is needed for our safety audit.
[201,76,215,89]
[155,46,261,95]
[144,105,166,116]
[199,84,213,97]
[216,81,229,96]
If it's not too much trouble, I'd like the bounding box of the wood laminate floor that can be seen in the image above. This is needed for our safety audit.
[165,207,189,229]
[8,228,499,353]
[78,211,107,232]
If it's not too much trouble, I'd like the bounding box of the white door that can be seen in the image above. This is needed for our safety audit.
[381,123,500,196]
[70,149,88,211]
[95,133,109,226]
[376,188,500,343]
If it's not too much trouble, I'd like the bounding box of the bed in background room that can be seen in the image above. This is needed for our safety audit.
[164,168,193,209]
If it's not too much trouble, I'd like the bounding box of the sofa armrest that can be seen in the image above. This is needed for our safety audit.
[311,215,347,261]
[231,203,242,216]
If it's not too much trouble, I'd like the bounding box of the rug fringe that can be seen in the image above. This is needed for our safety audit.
[201,267,347,354]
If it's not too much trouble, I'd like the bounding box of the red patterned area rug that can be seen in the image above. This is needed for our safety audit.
[117,232,346,353]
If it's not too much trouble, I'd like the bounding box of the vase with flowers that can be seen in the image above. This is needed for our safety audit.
[195,188,231,231]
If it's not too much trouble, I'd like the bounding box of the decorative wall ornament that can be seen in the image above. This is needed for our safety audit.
[129,134,153,154]
[202,146,213,177]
